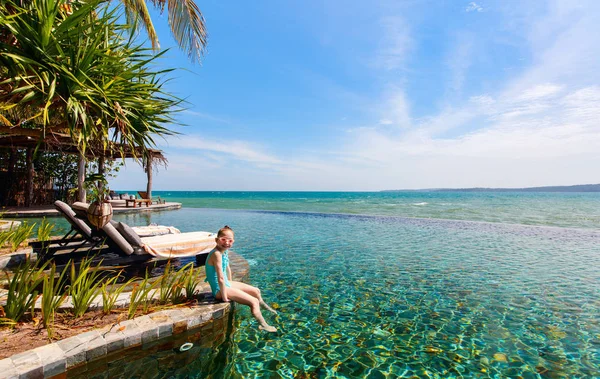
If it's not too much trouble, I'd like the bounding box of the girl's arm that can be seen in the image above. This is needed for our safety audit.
[227,262,233,281]
[214,252,229,302]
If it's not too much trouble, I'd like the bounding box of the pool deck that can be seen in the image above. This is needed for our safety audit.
[1,202,182,218]
[0,251,249,379]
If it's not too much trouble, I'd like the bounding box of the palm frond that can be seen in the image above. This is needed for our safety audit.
[166,0,207,63]
[120,0,159,49]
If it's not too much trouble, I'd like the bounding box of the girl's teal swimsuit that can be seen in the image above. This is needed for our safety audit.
[205,248,231,296]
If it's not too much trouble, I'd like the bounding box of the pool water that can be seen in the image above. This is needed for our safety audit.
[99,208,600,378]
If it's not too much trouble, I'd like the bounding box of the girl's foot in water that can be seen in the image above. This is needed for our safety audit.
[259,324,277,333]
[260,300,278,315]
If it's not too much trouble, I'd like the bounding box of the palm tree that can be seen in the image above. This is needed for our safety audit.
[121,0,208,63]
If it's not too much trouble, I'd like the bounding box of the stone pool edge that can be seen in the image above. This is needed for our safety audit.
[0,302,231,379]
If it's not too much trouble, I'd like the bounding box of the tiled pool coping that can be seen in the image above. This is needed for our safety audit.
[0,252,249,379]
[0,303,230,379]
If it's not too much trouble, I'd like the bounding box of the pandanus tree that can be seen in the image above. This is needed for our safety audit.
[0,0,181,203]
[0,0,180,156]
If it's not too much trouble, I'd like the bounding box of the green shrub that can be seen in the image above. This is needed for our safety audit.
[68,257,105,318]
[0,230,13,248]
[3,260,48,323]
[181,263,200,300]
[128,274,157,319]
[157,261,186,305]
[37,218,55,242]
[10,221,36,252]
[101,274,133,315]
[41,262,68,338]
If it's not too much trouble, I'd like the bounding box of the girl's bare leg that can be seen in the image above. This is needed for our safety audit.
[230,281,278,314]
[217,287,277,332]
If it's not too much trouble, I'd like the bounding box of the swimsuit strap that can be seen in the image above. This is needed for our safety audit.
[205,248,217,266]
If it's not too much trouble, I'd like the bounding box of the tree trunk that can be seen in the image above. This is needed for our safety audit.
[146,155,153,200]
[77,154,86,203]
[25,148,34,207]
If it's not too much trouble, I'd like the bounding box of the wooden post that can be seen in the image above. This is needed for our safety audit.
[146,154,153,200]
[7,148,16,177]
[25,148,34,207]
[77,154,86,203]
[2,148,17,204]
[98,156,105,196]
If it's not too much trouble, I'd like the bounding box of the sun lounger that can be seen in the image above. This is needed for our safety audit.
[42,201,215,265]
[30,201,105,262]
[70,202,179,236]
[137,191,165,205]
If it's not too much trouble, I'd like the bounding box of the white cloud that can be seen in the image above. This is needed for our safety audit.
[163,135,284,167]
[515,84,562,101]
[181,110,231,124]
[372,16,411,71]
[339,85,600,186]
[465,2,483,13]
[445,34,474,98]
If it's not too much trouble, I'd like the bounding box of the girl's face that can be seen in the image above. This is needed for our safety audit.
[216,230,235,251]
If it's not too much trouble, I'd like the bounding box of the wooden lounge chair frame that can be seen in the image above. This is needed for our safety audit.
[137,191,165,205]
[32,201,150,265]
[31,202,105,263]
[125,198,152,208]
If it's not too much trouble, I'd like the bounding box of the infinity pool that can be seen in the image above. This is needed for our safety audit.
[67,208,600,378]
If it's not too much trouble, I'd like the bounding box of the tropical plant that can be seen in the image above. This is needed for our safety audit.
[40,262,68,338]
[181,262,200,299]
[127,273,157,319]
[101,274,133,315]
[68,257,105,317]
[3,261,48,323]
[157,261,186,304]
[0,230,12,248]
[84,173,110,205]
[10,221,36,251]
[0,0,181,159]
[37,218,54,242]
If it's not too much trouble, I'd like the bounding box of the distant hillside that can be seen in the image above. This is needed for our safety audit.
[383,184,600,193]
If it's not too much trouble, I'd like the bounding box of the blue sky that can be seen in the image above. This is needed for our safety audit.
[109,0,600,191]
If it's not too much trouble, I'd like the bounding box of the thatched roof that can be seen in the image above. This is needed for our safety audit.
[0,133,166,161]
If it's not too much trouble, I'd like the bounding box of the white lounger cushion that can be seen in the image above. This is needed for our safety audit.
[131,225,181,236]
[141,232,216,258]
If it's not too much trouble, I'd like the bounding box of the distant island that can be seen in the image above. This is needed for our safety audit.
[383,184,600,193]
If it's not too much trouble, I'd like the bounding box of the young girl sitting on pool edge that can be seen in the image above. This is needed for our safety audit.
[205,225,278,332]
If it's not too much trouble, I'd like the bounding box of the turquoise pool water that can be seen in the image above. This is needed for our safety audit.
[107,208,599,378]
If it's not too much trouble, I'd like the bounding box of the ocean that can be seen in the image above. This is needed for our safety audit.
[58,191,600,377]
[149,190,600,229]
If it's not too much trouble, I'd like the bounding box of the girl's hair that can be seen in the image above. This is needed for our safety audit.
[217,225,233,237]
